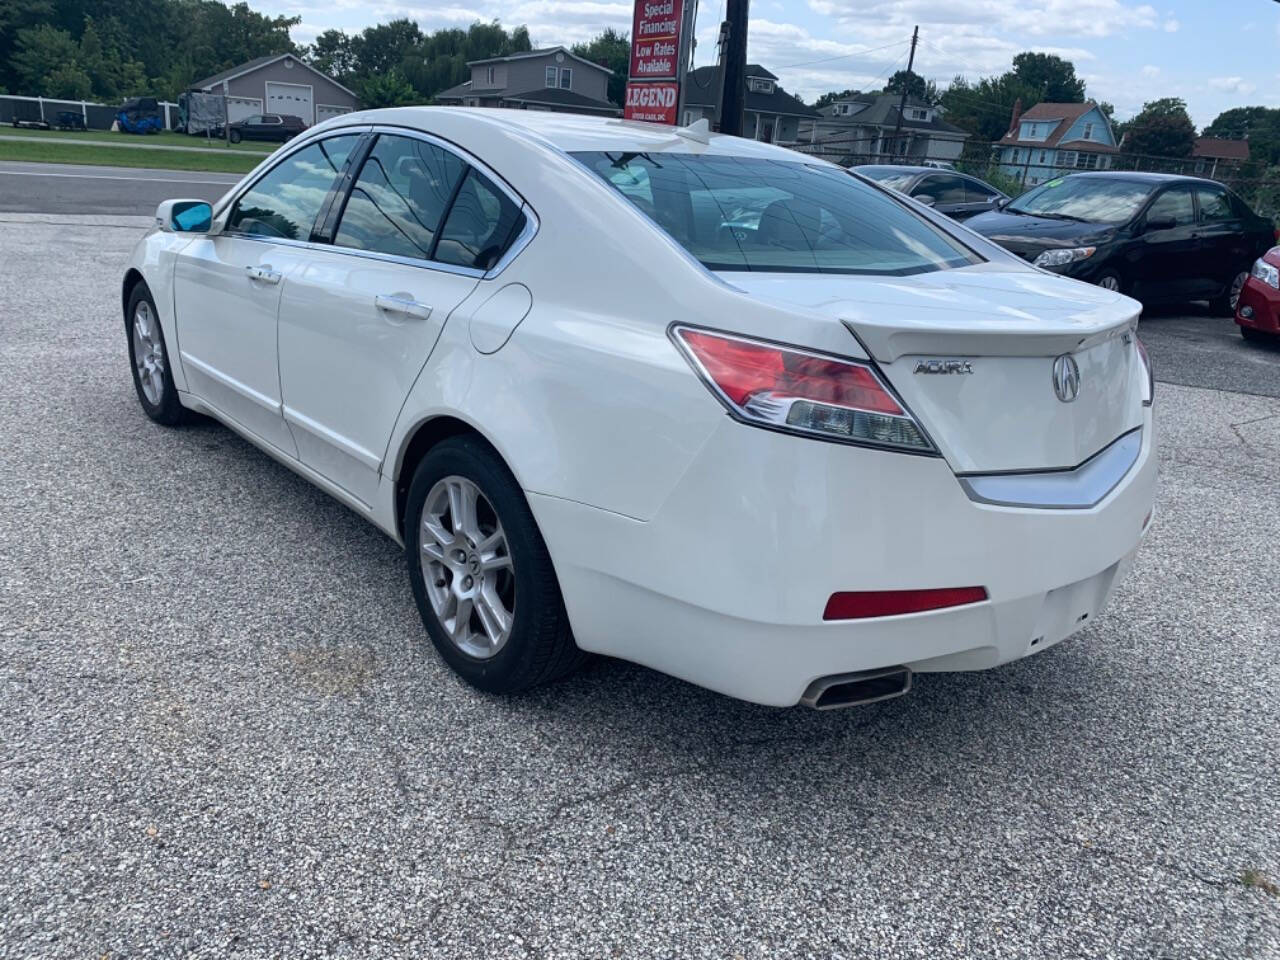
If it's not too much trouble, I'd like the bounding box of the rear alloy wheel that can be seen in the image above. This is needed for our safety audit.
[404,436,584,693]
[1211,269,1249,317]
[126,283,190,426]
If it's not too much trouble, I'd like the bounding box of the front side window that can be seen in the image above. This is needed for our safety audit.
[573,152,980,275]
[1195,186,1236,222]
[1145,186,1195,226]
[433,169,526,271]
[962,176,998,202]
[228,134,360,239]
[334,134,466,260]
[913,175,966,205]
[1007,176,1153,225]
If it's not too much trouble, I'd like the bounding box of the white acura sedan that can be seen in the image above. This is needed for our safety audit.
[122,108,1156,709]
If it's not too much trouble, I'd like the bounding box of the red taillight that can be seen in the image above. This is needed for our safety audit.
[672,326,933,452]
[823,587,988,621]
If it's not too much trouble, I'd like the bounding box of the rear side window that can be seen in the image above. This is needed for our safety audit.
[334,134,466,260]
[228,134,360,240]
[1195,186,1236,223]
[433,169,526,271]
[574,152,979,275]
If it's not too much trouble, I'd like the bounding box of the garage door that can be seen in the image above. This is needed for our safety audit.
[316,104,351,123]
[265,82,313,126]
[226,96,261,124]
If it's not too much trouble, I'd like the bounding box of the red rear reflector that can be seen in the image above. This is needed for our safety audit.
[823,587,989,621]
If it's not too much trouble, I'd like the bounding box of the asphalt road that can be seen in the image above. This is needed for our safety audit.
[2,214,1279,959]
[0,161,241,216]
[1139,304,1280,400]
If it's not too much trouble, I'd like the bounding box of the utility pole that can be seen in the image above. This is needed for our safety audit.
[718,0,749,137]
[890,25,919,155]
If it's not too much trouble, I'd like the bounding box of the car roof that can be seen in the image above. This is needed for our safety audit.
[855,164,935,175]
[1060,171,1223,187]
[317,105,830,162]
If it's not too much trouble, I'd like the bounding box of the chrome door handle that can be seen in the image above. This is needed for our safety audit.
[375,295,432,321]
[246,265,281,285]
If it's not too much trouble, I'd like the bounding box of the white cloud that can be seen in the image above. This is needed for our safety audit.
[1208,76,1257,95]
[1163,19,1179,33]
[1141,65,1160,77]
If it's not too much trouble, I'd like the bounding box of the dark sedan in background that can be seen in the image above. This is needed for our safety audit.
[855,165,1010,221]
[228,113,305,144]
[966,172,1275,314]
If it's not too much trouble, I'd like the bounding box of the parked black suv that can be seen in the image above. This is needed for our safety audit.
[228,113,306,144]
[966,172,1275,314]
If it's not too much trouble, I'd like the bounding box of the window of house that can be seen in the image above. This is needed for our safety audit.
[1010,149,1020,164]
[1038,150,1047,164]
[1059,151,1076,168]
[333,134,467,261]
[545,66,557,87]
[747,77,775,94]
[227,134,361,240]
[485,66,495,86]
[1081,122,1094,141]
[559,67,572,89]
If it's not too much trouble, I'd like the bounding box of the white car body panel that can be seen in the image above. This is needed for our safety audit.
[123,107,1157,706]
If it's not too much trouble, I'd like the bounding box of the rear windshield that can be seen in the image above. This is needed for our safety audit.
[572,152,980,275]
[1006,177,1154,224]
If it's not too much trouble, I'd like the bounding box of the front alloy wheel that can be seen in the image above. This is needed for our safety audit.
[126,283,189,425]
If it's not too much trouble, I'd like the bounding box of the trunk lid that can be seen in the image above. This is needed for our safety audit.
[717,264,1145,473]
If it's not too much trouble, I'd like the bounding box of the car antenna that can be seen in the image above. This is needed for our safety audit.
[675,118,711,144]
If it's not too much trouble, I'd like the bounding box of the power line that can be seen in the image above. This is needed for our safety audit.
[776,38,910,71]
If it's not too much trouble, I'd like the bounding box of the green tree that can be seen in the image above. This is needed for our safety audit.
[813,88,864,110]
[359,70,419,108]
[1005,52,1086,103]
[939,73,1041,142]
[572,28,628,106]
[884,69,939,105]
[1204,106,1280,166]
[1123,97,1197,157]
[12,25,83,94]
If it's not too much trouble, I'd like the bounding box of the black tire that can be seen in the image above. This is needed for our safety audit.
[1095,269,1125,295]
[404,436,584,693]
[1241,326,1271,344]
[125,283,190,426]
[1210,269,1249,317]
[229,129,241,144]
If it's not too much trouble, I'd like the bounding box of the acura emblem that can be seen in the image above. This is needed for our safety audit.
[1052,354,1080,403]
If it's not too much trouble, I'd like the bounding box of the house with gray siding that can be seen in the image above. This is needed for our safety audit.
[797,92,969,162]
[192,53,360,127]
[681,65,817,143]
[434,48,618,115]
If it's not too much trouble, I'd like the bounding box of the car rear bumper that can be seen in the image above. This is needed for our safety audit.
[529,409,1157,707]
[1236,276,1280,333]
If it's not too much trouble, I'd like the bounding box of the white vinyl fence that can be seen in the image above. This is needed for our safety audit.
[0,94,181,131]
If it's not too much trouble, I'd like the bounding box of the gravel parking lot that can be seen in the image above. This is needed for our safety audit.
[2,213,1279,959]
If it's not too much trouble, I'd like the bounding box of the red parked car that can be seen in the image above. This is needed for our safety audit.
[1235,247,1280,343]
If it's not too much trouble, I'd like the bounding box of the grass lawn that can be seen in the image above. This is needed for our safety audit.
[0,139,262,174]
[0,125,273,154]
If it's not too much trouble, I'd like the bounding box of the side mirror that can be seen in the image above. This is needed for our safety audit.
[156,199,214,234]
[995,197,1010,210]
[1144,214,1177,233]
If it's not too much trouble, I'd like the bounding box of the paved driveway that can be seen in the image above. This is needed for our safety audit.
[1,214,1278,959]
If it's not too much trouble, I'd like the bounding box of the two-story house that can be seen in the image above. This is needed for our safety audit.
[434,47,619,116]
[797,92,969,163]
[681,65,818,143]
[996,101,1118,186]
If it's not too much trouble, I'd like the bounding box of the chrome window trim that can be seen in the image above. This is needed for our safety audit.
[216,122,539,281]
[958,428,1143,510]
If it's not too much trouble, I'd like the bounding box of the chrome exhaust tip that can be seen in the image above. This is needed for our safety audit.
[800,666,912,710]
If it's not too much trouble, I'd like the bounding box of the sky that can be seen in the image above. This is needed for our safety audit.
[248,0,1280,129]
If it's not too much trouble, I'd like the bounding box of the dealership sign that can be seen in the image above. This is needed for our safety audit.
[624,0,687,124]
[623,81,679,124]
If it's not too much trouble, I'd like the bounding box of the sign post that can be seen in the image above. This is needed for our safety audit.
[623,0,694,125]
